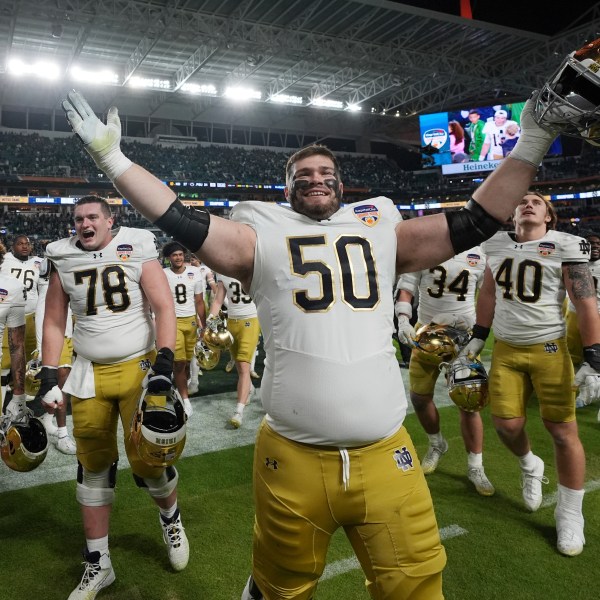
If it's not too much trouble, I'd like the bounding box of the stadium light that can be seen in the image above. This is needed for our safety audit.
[270,94,303,105]
[129,76,171,90]
[71,66,118,85]
[313,98,343,109]
[181,83,218,95]
[8,58,60,80]
[224,86,262,101]
[346,103,362,112]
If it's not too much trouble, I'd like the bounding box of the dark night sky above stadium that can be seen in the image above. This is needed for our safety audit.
[393,0,600,36]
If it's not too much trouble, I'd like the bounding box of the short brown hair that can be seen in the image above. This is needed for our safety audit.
[285,145,341,188]
[74,195,112,218]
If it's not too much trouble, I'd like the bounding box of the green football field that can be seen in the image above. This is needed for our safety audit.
[2,345,599,600]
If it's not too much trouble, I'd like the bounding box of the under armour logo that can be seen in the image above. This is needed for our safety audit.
[93,252,103,259]
[514,244,523,249]
[265,457,278,470]
[393,446,414,472]
[544,342,558,354]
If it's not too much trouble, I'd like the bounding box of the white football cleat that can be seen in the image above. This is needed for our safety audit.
[467,466,495,496]
[230,411,243,428]
[56,435,77,455]
[160,509,189,572]
[555,510,585,556]
[520,455,548,512]
[67,549,115,600]
[420,439,448,475]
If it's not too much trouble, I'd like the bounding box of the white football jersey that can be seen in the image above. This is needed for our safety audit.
[232,197,405,447]
[35,275,73,353]
[482,230,590,345]
[397,248,485,325]
[164,266,205,318]
[566,258,600,314]
[215,273,257,319]
[0,274,26,359]
[0,252,42,314]
[46,227,159,364]
[481,119,519,158]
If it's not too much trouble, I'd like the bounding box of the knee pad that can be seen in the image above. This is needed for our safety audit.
[75,461,118,507]
[133,465,178,499]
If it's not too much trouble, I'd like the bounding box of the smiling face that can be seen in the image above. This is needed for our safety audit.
[74,202,114,251]
[169,250,186,271]
[588,235,600,261]
[285,154,343,221]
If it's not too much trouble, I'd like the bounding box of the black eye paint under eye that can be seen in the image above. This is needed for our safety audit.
[290,177,340,198]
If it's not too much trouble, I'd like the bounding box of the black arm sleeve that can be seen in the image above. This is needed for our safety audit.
[153,199,211,253]
[445,198,504,254]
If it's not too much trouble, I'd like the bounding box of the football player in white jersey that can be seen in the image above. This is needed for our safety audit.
[462,192,600,557]
[34,257,77,454]
[395,248,494,496]
[566,233,600,378]
[208,274,260,428]
[0,235,41,398]
[163,241,206,417]
[63,87,564,600]
[0,242,27,421]
[479,109,520,160]
[40,196,188,599]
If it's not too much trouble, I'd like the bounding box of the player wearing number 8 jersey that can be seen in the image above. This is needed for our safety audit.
[163,241,206,418]
[465,192,600,556]
[42,196,187,599]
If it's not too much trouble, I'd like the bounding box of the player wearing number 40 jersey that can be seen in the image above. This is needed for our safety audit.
[463,192,600,557]
[395,249,494,496]
[42,196,187,600]
[163,241,206,418]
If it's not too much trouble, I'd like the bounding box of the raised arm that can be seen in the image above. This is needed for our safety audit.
[61,91,256,288]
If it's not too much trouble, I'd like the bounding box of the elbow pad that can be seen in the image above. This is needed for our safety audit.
[153,199,210,253]
[446,198,503,254]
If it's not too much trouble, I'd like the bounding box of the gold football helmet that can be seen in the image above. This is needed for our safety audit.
[194,340,220,371]
[534,37,600,144]
[25,351,42,398]
[413,324,469,365]
[444,355,489,413]
[0,415,48,472]
[130,387,187,468]
[203,313,234,350]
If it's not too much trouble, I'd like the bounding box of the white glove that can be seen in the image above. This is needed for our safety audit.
[574,362,600,407]
[509,95,562,168]
[62,90,132,181]
[459,337,485,359]
[4,393,28,421]
[396,314,416,346]
[206,313,224,332]
[41,385,64,413]
[431,313,474,331]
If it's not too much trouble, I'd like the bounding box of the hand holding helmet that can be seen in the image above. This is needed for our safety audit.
[35,366,64,414]
[431,313,474,331]
[458,324,490,360]
[146,348,174,394]
[394,301,415,346]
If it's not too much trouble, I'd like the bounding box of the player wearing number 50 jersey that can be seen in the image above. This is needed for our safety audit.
[163,241,206,417]
[42,196,187,599]
[467,192,600,557]
[209,273,259,428]
[395,249,494,496]
[61,79,565,597]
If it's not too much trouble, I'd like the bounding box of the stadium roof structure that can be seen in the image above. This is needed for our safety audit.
[1,0,600,146]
